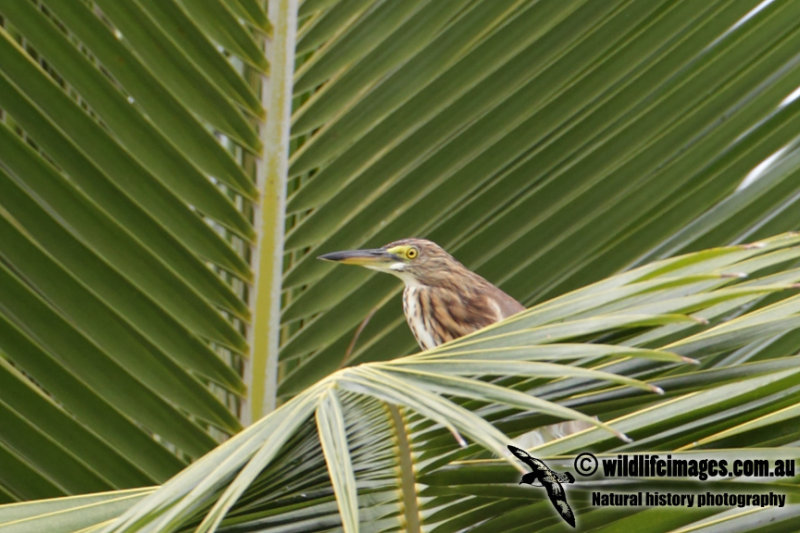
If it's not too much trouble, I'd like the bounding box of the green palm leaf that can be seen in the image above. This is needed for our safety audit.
[1,0,800,531]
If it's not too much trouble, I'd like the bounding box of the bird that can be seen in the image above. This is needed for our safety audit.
[319,239,595,441]
[508,445,576,528]
[318,238,524,350]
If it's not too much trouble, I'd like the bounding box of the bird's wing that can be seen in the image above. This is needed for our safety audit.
[428,287,499,342]
[507,445,546,471]
[555,471,575,484]
[543,480,576,528]
[492,287,525,318]
[466,270,525,320]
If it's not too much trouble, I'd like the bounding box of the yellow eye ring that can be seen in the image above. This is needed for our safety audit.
[406,247,418,259]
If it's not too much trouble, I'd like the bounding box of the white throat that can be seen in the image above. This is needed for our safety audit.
[402,285,436,350]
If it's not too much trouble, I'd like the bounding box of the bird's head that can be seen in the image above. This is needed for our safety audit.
[318,238,467,288]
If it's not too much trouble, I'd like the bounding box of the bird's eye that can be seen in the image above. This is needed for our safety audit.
[406,247,418,259]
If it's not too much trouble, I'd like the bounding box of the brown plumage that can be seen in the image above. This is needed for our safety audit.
[318,238,524,350]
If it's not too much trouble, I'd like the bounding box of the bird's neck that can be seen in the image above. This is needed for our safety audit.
[401,284,439,350]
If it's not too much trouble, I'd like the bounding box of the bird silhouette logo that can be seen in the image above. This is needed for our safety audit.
[508,445,576,528]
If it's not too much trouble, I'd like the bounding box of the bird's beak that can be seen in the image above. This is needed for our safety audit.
[318,248,398,267]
